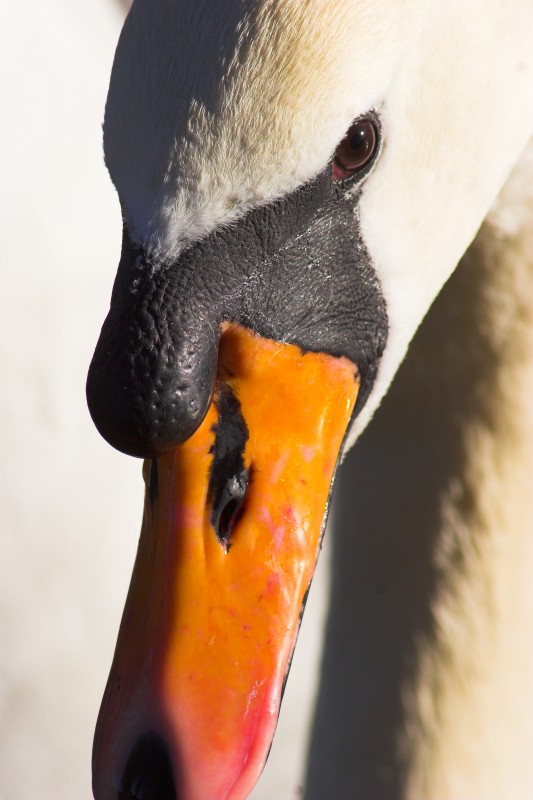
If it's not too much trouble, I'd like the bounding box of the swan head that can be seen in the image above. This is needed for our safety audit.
[88,1,533,799]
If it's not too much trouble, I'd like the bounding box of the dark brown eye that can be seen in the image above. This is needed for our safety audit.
[333,117,378,181]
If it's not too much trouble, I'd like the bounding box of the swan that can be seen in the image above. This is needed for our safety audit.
[87,1,533,798]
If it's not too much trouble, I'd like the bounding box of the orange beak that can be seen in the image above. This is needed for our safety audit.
[92,324,359,800]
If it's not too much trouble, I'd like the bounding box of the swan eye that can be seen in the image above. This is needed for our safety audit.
[333,117,378,181]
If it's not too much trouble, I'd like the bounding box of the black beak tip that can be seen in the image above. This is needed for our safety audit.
[119,732,177,800]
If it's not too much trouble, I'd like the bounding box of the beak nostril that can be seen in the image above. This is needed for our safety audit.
[208,384,250,550]
[212,468,249,549]
[119,732,176,800]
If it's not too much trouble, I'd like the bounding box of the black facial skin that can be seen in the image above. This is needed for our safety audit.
[86,164,388,458]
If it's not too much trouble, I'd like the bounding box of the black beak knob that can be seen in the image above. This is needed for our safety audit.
[86,232,219,458]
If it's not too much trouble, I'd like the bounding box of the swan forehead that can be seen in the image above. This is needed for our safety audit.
[104,0,419,258]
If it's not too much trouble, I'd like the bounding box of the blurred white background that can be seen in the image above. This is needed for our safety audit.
[0,2,329,798]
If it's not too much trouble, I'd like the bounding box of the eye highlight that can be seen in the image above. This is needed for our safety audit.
[333,116,379,182]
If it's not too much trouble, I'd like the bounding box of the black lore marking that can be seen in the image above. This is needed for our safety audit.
[87,161,388,458]
[119,732,176,800]
[208,385,249,551]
